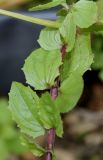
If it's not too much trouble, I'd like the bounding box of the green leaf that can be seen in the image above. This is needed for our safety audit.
[55,115,63,138]
[73,0,98,28]
[21,135,45,157]
[55,73,84,113]
[29,0,66,11]
[23,48,62,90]
[97,0,103,23]
[59,12,76,52]
[9,82,45,139]
[39,93,63,137]
[69,33,93,74]
[61,33,93,81]
[38,28,62,51]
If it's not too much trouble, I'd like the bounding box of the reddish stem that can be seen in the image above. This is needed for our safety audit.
[50,87,58,100]
[46,87,58,160]
[60,45,67,60]
[46,45,66,160]
[46,128,55,160]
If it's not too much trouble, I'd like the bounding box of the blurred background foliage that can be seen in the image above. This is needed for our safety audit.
[0,98,27,160]
[0,0,103,160]
[0,0,50,9]
[92,35,103,81]
[0,0,89,9]
[0,0,98,9]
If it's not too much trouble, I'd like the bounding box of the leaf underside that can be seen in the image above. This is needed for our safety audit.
[38,28,62,51]
[23,48,62,90]
[9,82,45,139]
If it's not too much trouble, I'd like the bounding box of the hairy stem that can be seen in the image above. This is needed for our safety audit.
[0,9,61,28]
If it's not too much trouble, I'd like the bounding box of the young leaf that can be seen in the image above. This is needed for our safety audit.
[23,48,62,90]
[38,28,62,51]
[29,0,66,11]
[21,135,45,157]
[61,33,93,81]
[39,93,63,137]
[73,0,97,28]
[55,73,84,113]
[59,12,76,52]
[9,82,45,139]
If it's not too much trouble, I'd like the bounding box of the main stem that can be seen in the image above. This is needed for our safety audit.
[46,87,58,160]
[46,45,66,160]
